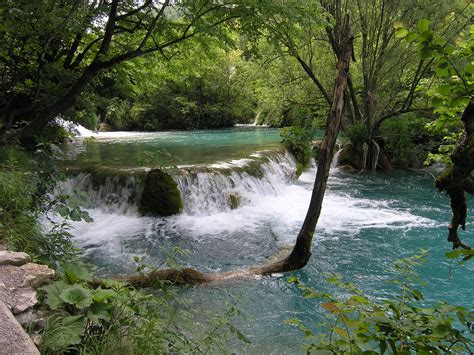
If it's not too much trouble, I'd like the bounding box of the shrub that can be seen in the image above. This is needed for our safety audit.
[40,261,248,354]
[280,125,315,175]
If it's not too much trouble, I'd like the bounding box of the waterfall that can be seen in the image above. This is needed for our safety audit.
[61,151,297,217]
[331,145,343,169]
[175,152,296,216]
[60,172,143,215]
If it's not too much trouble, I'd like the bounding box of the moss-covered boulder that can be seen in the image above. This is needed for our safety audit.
[139,169,183,216]
[311,140,323,161]
[228,193,240,209]
[338,143,363,170]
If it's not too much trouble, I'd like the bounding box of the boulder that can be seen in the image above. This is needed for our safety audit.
[229,193,240,209]
[0,300,40,354]
[139,169,183,216]
[20,263,55,288]
[338,143,363,170]
[12,289,37,314]
[0,251,31,266]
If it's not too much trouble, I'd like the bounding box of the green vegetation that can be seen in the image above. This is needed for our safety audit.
[40,261,245,354]
[0,0,472,353]
[289,253,473,354]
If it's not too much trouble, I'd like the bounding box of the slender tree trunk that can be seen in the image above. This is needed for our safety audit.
[257,20,354,274]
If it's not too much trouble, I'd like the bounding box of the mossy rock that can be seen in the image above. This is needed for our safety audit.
[139,169,183,216]
[338,143,363,170]
[311,140,323,161]
[228,193,240,209]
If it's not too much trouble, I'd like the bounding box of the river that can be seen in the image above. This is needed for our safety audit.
[59,126,473,353]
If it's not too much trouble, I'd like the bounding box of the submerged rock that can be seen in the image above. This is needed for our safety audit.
[229,193,240,209]
[139,169,183,216]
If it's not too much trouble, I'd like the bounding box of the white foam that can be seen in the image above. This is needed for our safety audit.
[62,156,437,254]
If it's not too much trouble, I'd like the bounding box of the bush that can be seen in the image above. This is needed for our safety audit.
[0,145,87,265]
[40,261,248,354]
[345,122,368,147]
[280,125,315,175]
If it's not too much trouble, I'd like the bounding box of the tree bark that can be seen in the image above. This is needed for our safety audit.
[435,100,474,250]
[257,19,354,274]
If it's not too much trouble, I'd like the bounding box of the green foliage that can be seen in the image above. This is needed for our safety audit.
[397,16,474,162]
[380,114,430,167]
[0,145,91,265]
[345,122,368,147]
[40,262,247,354]
[288,252,473,354]
[280,123,316,174]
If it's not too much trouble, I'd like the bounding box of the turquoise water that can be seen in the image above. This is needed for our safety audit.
[62,127,283,168]
[62,128,473,353]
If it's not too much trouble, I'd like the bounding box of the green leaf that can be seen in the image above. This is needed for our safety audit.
[47,315,85,350]
[436,85,452,96]
[464,63,474,77]
[417,19,430,33]
[395,28,408,38]
[92,288,116,302]
[433,324,450,337]
[87,302,112,324]
[420,47,433,59]
[63,263,92,283]
[405,32,418,43]
[59,285,93,309]
[42,281,68,310]
[411,289,424,300]
[393,21,404,30]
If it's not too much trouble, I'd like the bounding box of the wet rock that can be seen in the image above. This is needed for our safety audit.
[21,263,55,288]
[0,250,31,266]
[139,169,183,216]
[229,193,240,209]
[338,143,363,170]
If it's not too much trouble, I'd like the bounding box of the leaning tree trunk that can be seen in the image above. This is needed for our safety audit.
[256,20,354,274]
[435,100,473,250]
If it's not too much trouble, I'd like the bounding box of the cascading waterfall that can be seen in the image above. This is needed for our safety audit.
[175,152,296,215]
[60,173,143,215]
[61,151,297,217]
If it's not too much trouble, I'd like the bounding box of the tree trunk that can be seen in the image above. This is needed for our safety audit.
[256,20,354,274]
[435,100,474,250]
